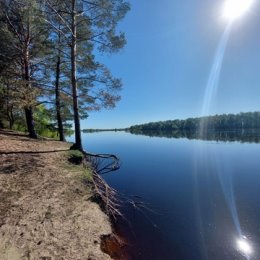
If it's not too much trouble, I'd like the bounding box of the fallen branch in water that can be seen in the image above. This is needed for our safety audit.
[82,151,120,175]
[82,151,159,226]
[82,152,122,220]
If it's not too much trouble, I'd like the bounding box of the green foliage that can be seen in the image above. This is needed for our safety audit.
[44,0,130,113]
[33,104,65,139]
[34,105,54,132]
[0,0,130,141]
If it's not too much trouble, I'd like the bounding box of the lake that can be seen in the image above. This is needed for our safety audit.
[70,131,260,260]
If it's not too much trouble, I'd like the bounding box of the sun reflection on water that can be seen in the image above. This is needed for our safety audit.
[236,236,253,259]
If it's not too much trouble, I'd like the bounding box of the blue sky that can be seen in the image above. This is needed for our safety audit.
[82,0,260,129]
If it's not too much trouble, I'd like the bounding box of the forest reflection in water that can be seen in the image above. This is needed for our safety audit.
[127,129,260,143]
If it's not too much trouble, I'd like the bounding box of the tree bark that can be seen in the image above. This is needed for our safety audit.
[24,35,37,138]
[5,82,14,130]
[55,30,65,142]
[7,106,14,130]
[25,107,37,138]
[70,0,82,150]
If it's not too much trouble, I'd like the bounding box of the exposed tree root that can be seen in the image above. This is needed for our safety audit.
[82,152,122,221]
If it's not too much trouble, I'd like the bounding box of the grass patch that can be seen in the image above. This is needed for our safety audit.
[82,167,93,182]
[68,150,83,158]
[68,150,83,165]
[64,150,93,182]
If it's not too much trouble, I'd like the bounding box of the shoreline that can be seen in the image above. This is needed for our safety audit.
[0,129,119,260]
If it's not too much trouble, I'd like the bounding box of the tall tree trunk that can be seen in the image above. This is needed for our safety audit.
[5,82,14,130]
[24,44,37,138]
[7,106,14,130]
[9,113,14,130]
[55,30,65,142]
[70,0,82,150]
[25,107,37,138]
[7,112,14,130]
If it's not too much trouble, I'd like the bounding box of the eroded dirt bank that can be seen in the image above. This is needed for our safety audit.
[0,130,113,260]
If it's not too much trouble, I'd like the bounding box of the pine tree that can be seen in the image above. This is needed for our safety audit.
[44,0,130,150]
[0,0,51,138]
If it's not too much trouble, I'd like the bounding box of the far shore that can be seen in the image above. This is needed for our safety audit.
[82,128,128,133]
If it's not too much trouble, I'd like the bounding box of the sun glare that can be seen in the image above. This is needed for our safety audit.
[237,236,253,256]
[223,0,254,20]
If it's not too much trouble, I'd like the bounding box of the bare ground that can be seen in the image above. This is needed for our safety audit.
[0,130,113,260]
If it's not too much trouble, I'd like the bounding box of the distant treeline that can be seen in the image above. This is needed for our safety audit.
[82,128,126,133]
[129,112,260,132]
[128,129,260,143]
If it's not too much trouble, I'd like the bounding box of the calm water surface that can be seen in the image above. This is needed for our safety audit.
[71,131,260,260]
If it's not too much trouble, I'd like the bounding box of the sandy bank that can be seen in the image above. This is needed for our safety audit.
[0,129,113,260]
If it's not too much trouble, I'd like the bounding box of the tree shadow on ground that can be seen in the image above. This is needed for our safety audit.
[0,130,28,138]
[0,153,45,174]
[0,149,69,155]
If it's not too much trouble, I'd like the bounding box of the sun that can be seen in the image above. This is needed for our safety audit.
[223,0,254,20]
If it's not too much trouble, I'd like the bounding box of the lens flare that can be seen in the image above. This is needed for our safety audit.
[200,23,232,122]
[224,0,254,20]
